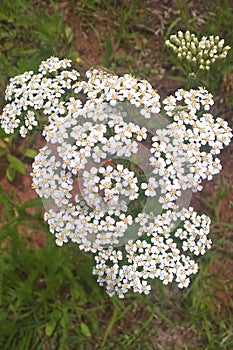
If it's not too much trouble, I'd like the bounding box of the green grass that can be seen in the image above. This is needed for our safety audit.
[0,193,233,349]
[0,0,233,349]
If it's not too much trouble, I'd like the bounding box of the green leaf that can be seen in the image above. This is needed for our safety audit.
[7,154,26,174]
[60,315,67,328]
[6,165,16,181]
[23,148,37,158]
[63,26,73,44]
[80,322,91,337]
[45,322,57,337]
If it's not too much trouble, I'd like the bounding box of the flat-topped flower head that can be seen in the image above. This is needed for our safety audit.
[1,55,232,297]
[0,57,80,137]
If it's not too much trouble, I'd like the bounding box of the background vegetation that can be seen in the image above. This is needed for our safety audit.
[0,0,233,349]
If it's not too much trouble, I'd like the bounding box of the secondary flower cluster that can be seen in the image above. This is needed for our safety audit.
[1,57,79,137]
[1,57,232,297]
[93,207,211,297]
[165,31,231,71]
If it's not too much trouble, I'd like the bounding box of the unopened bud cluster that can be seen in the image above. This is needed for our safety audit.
[166,31,231,70]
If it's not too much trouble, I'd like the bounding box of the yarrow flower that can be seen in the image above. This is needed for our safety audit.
[93,207,211,297]
[1,57,80,137]
[166,31,231,71]
[0,56,232,297]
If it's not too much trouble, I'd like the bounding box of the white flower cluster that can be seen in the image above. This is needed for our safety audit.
[75,68,161,114]
[0,57,80,137]
[166,31,231,70]
[31,100,151,250]
[1,57,232,297]
[151,87,232,207]
[93,207,211,297]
